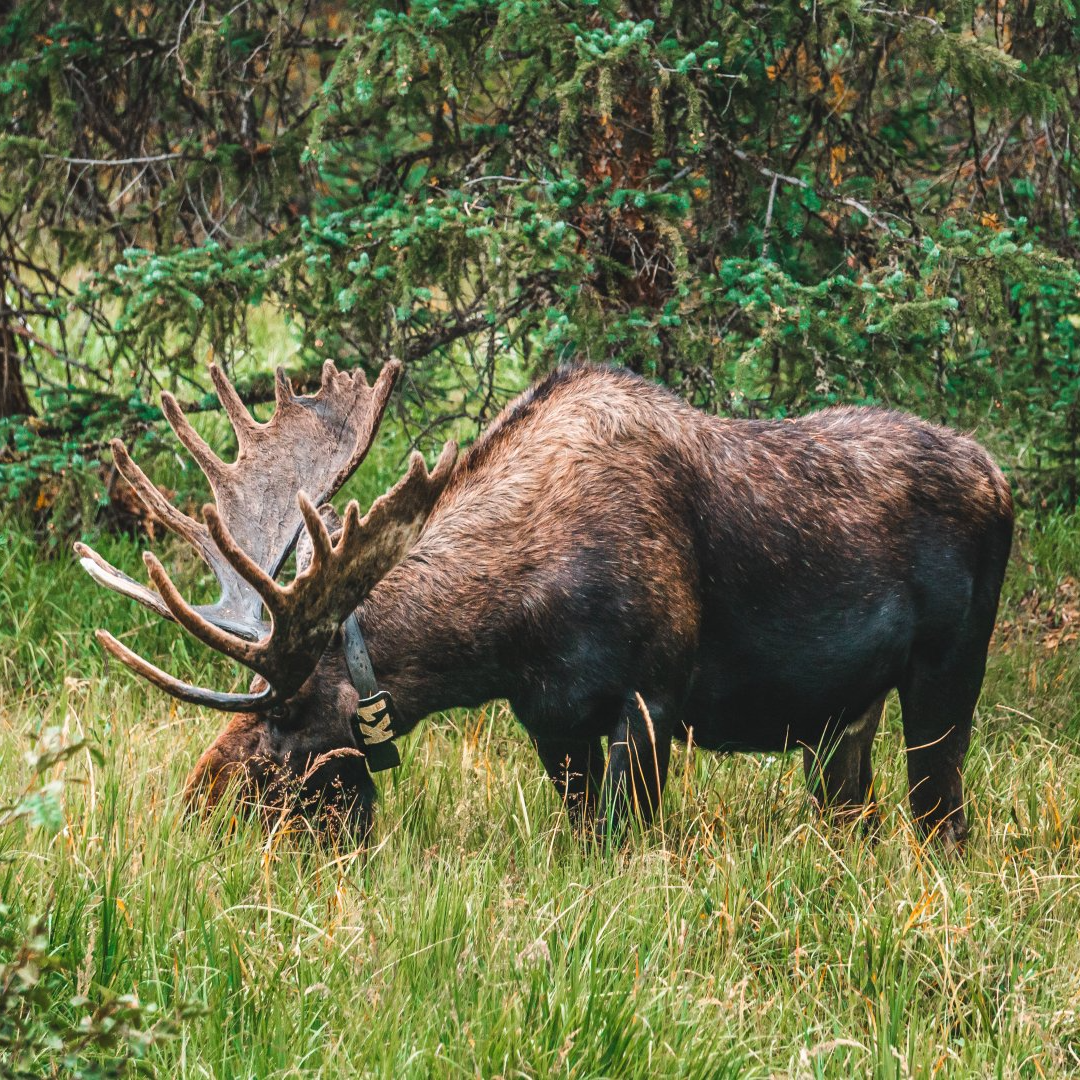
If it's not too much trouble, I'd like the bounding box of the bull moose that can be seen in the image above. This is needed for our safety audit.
[76,360,1013,848]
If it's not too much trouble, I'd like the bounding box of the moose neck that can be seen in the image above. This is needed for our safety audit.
[353,561,511,733]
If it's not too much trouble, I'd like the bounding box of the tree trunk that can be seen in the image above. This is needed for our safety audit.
[0,318,33,418]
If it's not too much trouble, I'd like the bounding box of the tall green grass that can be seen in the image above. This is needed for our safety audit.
[1,501,1079,1077]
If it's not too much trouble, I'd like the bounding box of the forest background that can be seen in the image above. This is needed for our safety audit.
[2,0,1079,517]
[2,2,1080,1077]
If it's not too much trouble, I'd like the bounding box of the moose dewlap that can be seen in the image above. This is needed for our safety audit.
[77,361,1013,846]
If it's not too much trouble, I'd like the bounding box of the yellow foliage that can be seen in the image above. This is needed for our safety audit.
[829,145,847,187]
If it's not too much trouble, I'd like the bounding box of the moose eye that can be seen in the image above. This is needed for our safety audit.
[267,704,292,728]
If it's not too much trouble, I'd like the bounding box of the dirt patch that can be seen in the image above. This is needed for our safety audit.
[999,574,1080,652]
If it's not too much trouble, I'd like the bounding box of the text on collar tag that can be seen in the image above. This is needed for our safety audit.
[354,690,401,771]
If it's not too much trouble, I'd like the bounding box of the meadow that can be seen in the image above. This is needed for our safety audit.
[1,476,1079,1077]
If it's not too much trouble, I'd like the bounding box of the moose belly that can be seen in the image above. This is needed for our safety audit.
[683,596,913,752]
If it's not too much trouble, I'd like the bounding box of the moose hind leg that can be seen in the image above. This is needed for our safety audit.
[803,695,885,828]
[532,735,605,826]
[897,648,987,850]
[598,693,674,838]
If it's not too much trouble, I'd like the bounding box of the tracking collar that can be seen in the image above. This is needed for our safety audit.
[341,613,401,772]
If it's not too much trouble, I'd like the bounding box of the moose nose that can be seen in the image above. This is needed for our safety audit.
[183,714,263,814]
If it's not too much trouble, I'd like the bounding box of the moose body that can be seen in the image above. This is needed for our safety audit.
[80,362,1012,847]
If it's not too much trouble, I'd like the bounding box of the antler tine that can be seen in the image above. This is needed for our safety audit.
[74,541,175,623]
[108,433,268,641]
[273,366,294,410]
[95,629,277,710]
[142,551,262,668]
[288,441,458,626]
[111,439,212,556]
[205,358,402,581]
[209,364,259,446]
[75,439,227,625]
[297,492,334,573]
[202,504,280,608]
[334,442,459,596]
[279,358,402,501]
[160,391,226,482]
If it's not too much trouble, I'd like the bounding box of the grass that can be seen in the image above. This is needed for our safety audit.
[2,487,1080,1077]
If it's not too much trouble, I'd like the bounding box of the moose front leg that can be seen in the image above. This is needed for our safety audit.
[598,693,674,838]
[532,735,605,825]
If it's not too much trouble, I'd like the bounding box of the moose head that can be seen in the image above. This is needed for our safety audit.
[76,360,456,836]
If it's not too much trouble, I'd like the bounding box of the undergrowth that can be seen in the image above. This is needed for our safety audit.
[0,504,1078,1078]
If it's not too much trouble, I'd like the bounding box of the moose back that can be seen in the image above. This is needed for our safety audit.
[78,362,1013,846]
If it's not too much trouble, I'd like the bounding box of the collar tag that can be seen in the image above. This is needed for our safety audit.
[354,690,401,772]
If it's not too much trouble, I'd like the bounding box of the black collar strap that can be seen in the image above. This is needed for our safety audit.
[341,613,401,772]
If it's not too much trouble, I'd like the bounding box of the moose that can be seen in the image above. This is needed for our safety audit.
[77,360,1013,848]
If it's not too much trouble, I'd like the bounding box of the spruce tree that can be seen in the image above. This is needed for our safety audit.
[2,2,1077,509]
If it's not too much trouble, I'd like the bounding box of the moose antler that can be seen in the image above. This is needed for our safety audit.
[98,444,457,709]
[76,359,457,710]
[77,359,398,639]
